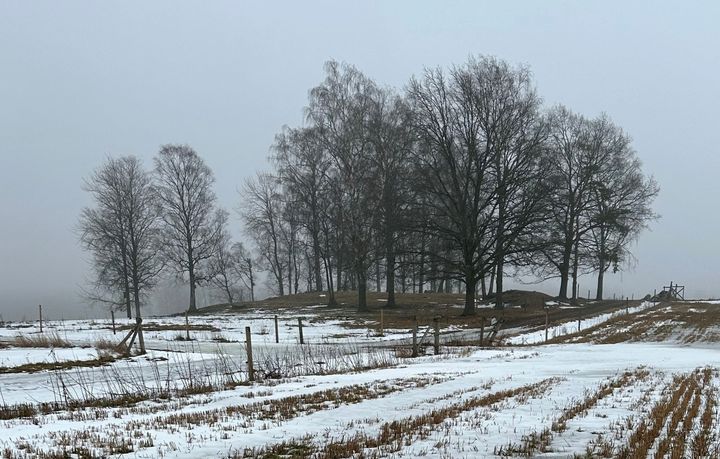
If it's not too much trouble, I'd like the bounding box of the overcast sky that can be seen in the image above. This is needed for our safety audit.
[1,1,718,320]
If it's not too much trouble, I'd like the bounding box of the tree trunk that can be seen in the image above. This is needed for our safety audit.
[480,275,487,299]
[357,270,368,312]
[133,282,145,354]
[596,267,605,301]
[386,251,396,307]
[324,255,337,307]
[495,258,504,309]
[312,231,323,292]
[558,241,573,300]
[375,260,381,292]
[558,267,569,300]
[495,174,506,309]
[462,275,477,316]
[596,232,606,300]
[418,249,424,294]
[488,268,495,296]
[124,288,132,319]
[571,239,580,303]
[188,261,197,313]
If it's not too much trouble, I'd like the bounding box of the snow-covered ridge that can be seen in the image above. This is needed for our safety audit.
[507,300,658,345]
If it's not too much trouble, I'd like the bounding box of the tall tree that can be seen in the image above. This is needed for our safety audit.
[307,60,382,312]
[79,156,161,353]
[463,56,549,309]
[408,64,498,316]
[208,230,245,305]
[79,157,132,318]
[367,88,415,307]
[241,172,287,296]
[586,124,659,299]
[273,127,331,294]
[155,145,226,313]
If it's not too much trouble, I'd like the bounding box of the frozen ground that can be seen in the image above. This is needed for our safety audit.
[0,302,718,458]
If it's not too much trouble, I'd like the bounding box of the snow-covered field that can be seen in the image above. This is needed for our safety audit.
[1,302,719,458]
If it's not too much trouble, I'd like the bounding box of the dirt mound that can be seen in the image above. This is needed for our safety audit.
[486,290,554,308]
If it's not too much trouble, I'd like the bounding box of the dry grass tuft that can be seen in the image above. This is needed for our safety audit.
[13,332,72,348]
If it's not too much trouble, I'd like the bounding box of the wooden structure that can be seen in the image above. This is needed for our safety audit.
[118,317,145,355]
[661,281,685,301]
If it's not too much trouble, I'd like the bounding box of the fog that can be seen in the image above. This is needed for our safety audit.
[1,1,718,321]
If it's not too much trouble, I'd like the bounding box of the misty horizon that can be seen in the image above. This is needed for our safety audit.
[2,2,720,321]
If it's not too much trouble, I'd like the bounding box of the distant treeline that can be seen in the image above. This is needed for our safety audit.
[79,56,658,316]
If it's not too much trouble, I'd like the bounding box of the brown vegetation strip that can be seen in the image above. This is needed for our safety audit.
[496,367,649,456]
[616,368,711,459]
[238,377,561,459]
[133,376,448,431]
[12,332,72,348]
[689,369,717,458]
[547,303,720,345]
[0,356,115,375]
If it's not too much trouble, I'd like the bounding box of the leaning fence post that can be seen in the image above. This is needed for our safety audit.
[274,315,279,343]
[411,325,418,358]
[137,317,145,355]
[433,318,440,355]
[111,310,116,335]
[298,317,304,344]
[245,326,254,382]
[39,304,43,333]
[544,307,549,343]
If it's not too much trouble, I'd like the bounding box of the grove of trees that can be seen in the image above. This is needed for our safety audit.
[79,55,659,321]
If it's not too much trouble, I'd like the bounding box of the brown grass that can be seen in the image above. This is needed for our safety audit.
[615,368,711,459]
[0,356,115,375]
[239,377,561,459]
[12,332,72,348]
[548,302,720,345]
[498,367,649,456]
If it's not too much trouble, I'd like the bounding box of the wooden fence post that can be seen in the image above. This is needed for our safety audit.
[298,317,304,344]
[411,325,418,358]
[245,326,254,382]
[111,310,116,335]
[137,318,145,355]
[274,315,279,344]
[433,318,440,355]
[39,304,43,333]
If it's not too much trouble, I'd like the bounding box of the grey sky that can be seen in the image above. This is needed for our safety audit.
[1,1,718,320]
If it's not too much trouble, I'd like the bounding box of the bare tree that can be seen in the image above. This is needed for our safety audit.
[154,145,226,313]
[586,125,659,299]
[232,241,256,302]
[367,87,415,307]
[79,156,161,353]
[241,172,287,296]
[408,64,498,316]
[459,56,549,309]
[208,230,244,305]
[307,61,382,312]
[273,126,332,294]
